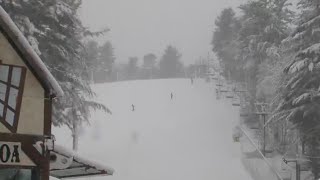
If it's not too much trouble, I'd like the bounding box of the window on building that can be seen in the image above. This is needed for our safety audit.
[0,168,39,180]
[0,63,26,133]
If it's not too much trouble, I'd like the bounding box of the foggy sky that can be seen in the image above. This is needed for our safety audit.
[80,0,245,65]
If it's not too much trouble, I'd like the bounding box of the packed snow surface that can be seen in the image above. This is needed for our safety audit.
[53,79,252,180]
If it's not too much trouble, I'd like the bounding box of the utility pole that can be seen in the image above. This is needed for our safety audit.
[263,113,266,156]
[296,163,300,180]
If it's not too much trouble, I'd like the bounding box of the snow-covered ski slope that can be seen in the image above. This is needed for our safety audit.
[53,79,252,180]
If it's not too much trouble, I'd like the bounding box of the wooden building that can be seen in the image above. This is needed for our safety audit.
[0,6,113,180]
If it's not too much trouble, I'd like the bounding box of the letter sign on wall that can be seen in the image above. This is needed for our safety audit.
[0,142,35,166]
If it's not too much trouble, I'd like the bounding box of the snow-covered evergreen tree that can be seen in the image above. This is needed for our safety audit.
[211,8,240,81]
[274,0,320,177]
[84,40,115,83]
[254,0,293,102]
[159,46,184,78]
[212,0,292,104]
[0,0,110,130]
[83,40,100,82]
[237,0,292,104]
[141,53,157,79]
[96,41,115,82]
[126,57,139,80]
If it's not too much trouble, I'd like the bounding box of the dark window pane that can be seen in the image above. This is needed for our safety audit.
[8,87,18,110]
[0,102,3,117]
[0,65,9,82]
[11,67,22,87]
[5,109,15,126]
[0,82,7,101]
[0,169,32,180]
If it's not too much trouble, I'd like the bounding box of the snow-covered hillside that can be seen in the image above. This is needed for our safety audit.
[53,79,252,180]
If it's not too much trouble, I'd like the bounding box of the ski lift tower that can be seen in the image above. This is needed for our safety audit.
[234,83,248,105]
[253,102,270,156]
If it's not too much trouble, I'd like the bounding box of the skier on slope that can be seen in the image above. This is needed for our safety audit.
[132,104,135,111]
[171,92,173,100]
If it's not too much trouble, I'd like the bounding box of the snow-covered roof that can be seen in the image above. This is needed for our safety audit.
[50,145,114,179]
[50,177,60,180]
[0,6,63,97]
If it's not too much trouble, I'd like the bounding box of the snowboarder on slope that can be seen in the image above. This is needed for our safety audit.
[171,92,173,100]
[132,104,135,111]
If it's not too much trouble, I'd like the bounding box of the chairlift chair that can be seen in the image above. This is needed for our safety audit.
[240,113,249,117]
[220,88,228,93]
[216,80,223,86]
[212,77,218,81]
[233,136,240,142]
[232,96,241,106]
[232,125,241,142]
[226,90,234,99]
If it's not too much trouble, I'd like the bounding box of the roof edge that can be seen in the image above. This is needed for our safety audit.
[52,145,114,176]
[0,6,64,97]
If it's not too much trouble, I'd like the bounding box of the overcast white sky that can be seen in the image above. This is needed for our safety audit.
[80,0,247,65]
